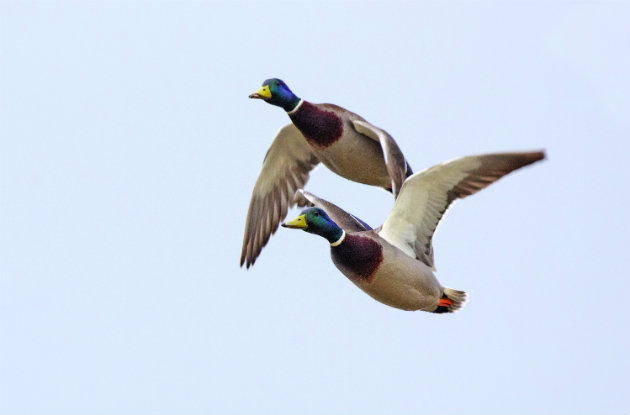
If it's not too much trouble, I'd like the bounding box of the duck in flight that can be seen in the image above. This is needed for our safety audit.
[282,151,545,312]
[241,78,412,268]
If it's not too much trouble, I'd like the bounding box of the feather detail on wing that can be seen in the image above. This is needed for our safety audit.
[240,124,320,268]
[294,189,372,232]
[351,119,409,198]
[378,151,545,269]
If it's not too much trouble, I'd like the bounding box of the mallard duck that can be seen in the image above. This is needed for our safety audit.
[241,78,412,268]
[282,151,545,312]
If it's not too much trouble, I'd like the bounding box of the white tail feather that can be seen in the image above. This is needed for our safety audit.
[442,288,467,312]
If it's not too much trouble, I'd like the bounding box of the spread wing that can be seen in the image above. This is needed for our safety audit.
[240,124,320,268]
[351,119,410,198]
[378,151,545,269]
[294,189,372,232]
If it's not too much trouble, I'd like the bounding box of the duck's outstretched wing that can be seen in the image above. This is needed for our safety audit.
[240,124,320,268]
[378,151,545,269]
[295,189,372,232]
[350,119,411,198]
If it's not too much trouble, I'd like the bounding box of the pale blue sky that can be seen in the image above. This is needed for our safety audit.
[1,1,628,413]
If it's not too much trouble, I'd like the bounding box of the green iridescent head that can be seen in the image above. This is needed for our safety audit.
[282,207,343,244]
[249,78,302,112]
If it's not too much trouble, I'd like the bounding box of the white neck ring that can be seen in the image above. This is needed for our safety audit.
[330,230,346,247]
[286,99,304,115]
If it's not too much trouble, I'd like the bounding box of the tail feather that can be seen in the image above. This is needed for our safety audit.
[433,288,467,314]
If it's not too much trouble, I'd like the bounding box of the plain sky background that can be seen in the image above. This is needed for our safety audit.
[1,1,628,413]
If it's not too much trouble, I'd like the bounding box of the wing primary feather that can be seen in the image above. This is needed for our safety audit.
[240,124,320,268]
[379,151,545,268]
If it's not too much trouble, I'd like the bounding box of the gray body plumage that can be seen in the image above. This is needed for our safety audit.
[333,231,443,311]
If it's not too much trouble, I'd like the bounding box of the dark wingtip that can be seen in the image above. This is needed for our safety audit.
[240,253,253,269]
[522,150,547,168]
[528,150,546,162]
[507,150,546,170]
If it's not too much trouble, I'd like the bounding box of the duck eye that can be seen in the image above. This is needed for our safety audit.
[275,81,280,86]
[313,211,319,217]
